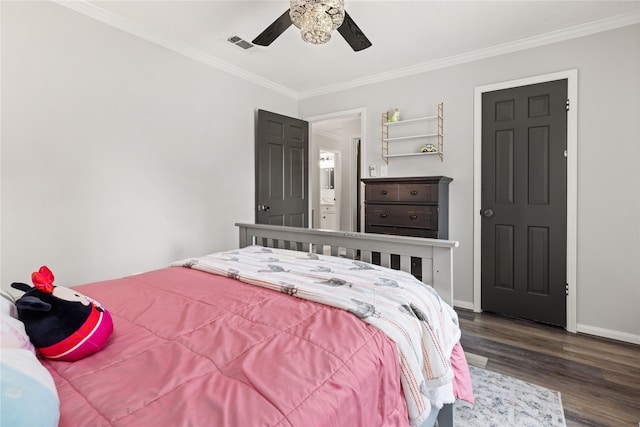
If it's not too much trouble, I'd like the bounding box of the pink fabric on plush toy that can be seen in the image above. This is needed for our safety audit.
[11,266,113,362]
[37,295,113,361]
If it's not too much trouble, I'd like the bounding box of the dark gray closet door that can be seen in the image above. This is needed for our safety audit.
[481,79,568,326]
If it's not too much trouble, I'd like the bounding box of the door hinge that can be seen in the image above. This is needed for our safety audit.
[565,283,569,295]
[565,99,570,111]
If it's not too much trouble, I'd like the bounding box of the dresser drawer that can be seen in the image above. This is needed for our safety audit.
[366,205,438,229]
[365,184,398,202]
[365,224,439,239]
[399,184,438,203]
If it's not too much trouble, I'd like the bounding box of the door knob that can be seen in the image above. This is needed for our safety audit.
[258,204,270,212]
[481,208,494,218]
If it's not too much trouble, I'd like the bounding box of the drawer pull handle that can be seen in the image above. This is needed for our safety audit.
[411,191,418,195]
[381,190,388,195]
[380,213,388,218]
[410,215,418,220]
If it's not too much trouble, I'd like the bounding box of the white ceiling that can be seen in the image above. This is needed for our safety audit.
[61,1,640,98]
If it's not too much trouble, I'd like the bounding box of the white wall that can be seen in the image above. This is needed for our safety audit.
[1,1,297,287]
[299,24,640,341]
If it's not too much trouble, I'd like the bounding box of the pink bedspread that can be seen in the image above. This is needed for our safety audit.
[43,267,410,426]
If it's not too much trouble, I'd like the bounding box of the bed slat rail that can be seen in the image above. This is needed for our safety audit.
[236,223,458,306]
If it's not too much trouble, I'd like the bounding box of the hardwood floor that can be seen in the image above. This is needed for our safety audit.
[456,309,640,427]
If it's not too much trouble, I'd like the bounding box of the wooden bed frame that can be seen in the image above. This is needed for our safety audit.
[236,223,459,427]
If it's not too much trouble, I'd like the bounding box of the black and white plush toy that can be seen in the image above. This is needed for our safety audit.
[11,266,113,362]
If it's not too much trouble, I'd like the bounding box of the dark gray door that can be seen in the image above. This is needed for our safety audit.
[481,79,567,326]
[256,110,309,227]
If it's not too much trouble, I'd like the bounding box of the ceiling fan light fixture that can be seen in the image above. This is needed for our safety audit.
[290,0,345,45]
[301,9,332,44]
[252,0,371,51]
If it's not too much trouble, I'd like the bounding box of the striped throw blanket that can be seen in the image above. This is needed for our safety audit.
[172,246,460,426]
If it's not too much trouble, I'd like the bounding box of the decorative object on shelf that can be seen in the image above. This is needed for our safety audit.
[381,103,444,163]
[420,144,437,153]
[388,108,401,123]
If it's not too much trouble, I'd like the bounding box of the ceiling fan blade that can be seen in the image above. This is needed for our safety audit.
[252,9,292,46]
[337,11,372,51]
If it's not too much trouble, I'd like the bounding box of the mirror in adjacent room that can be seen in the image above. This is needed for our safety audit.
[319,151,337,230]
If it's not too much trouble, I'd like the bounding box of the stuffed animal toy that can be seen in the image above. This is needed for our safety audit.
[10,266,113,362]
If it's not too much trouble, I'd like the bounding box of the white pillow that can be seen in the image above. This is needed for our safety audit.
[0,290,18,318]
[1,295,60,427]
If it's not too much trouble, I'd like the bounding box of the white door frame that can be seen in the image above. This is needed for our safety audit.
[473,69,578,332]
[305,108,366,232]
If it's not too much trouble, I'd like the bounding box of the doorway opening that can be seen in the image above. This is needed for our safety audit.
[306,109,365,232]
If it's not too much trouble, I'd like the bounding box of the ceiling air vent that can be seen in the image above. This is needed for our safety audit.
[227,35,255,50]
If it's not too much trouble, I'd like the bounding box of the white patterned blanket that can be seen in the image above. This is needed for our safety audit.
[172,246,460,426]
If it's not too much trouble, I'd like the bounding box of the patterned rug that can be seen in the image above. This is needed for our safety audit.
[454,365,566,427]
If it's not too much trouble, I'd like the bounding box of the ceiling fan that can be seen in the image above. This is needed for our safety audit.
[252,0,372,51]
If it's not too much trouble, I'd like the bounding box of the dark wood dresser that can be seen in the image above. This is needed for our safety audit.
[362,176,452,239]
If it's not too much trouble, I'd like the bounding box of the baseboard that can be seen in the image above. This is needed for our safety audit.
[452,300,639,345]
[577,323,640,345]
[452,302,640,345]
[453,300,474,310]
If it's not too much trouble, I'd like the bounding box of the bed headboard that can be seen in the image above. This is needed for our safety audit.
[235,223,459,306]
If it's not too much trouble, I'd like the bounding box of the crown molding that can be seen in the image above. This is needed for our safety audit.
[52,0,299,100]
[52,1,637,101]
[298,10,640,99]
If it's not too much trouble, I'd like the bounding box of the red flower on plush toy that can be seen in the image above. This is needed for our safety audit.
[11,266,114,362]
[32,266,55,294]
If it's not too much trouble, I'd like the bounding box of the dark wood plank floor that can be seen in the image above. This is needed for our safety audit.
[456,309,640,427]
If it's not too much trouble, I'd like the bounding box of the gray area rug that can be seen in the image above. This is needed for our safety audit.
[454,365,566,427]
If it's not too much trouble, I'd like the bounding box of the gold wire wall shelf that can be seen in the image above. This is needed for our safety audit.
[381,103,444,163]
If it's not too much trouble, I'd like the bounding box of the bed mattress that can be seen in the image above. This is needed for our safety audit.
[43,266,410,426]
